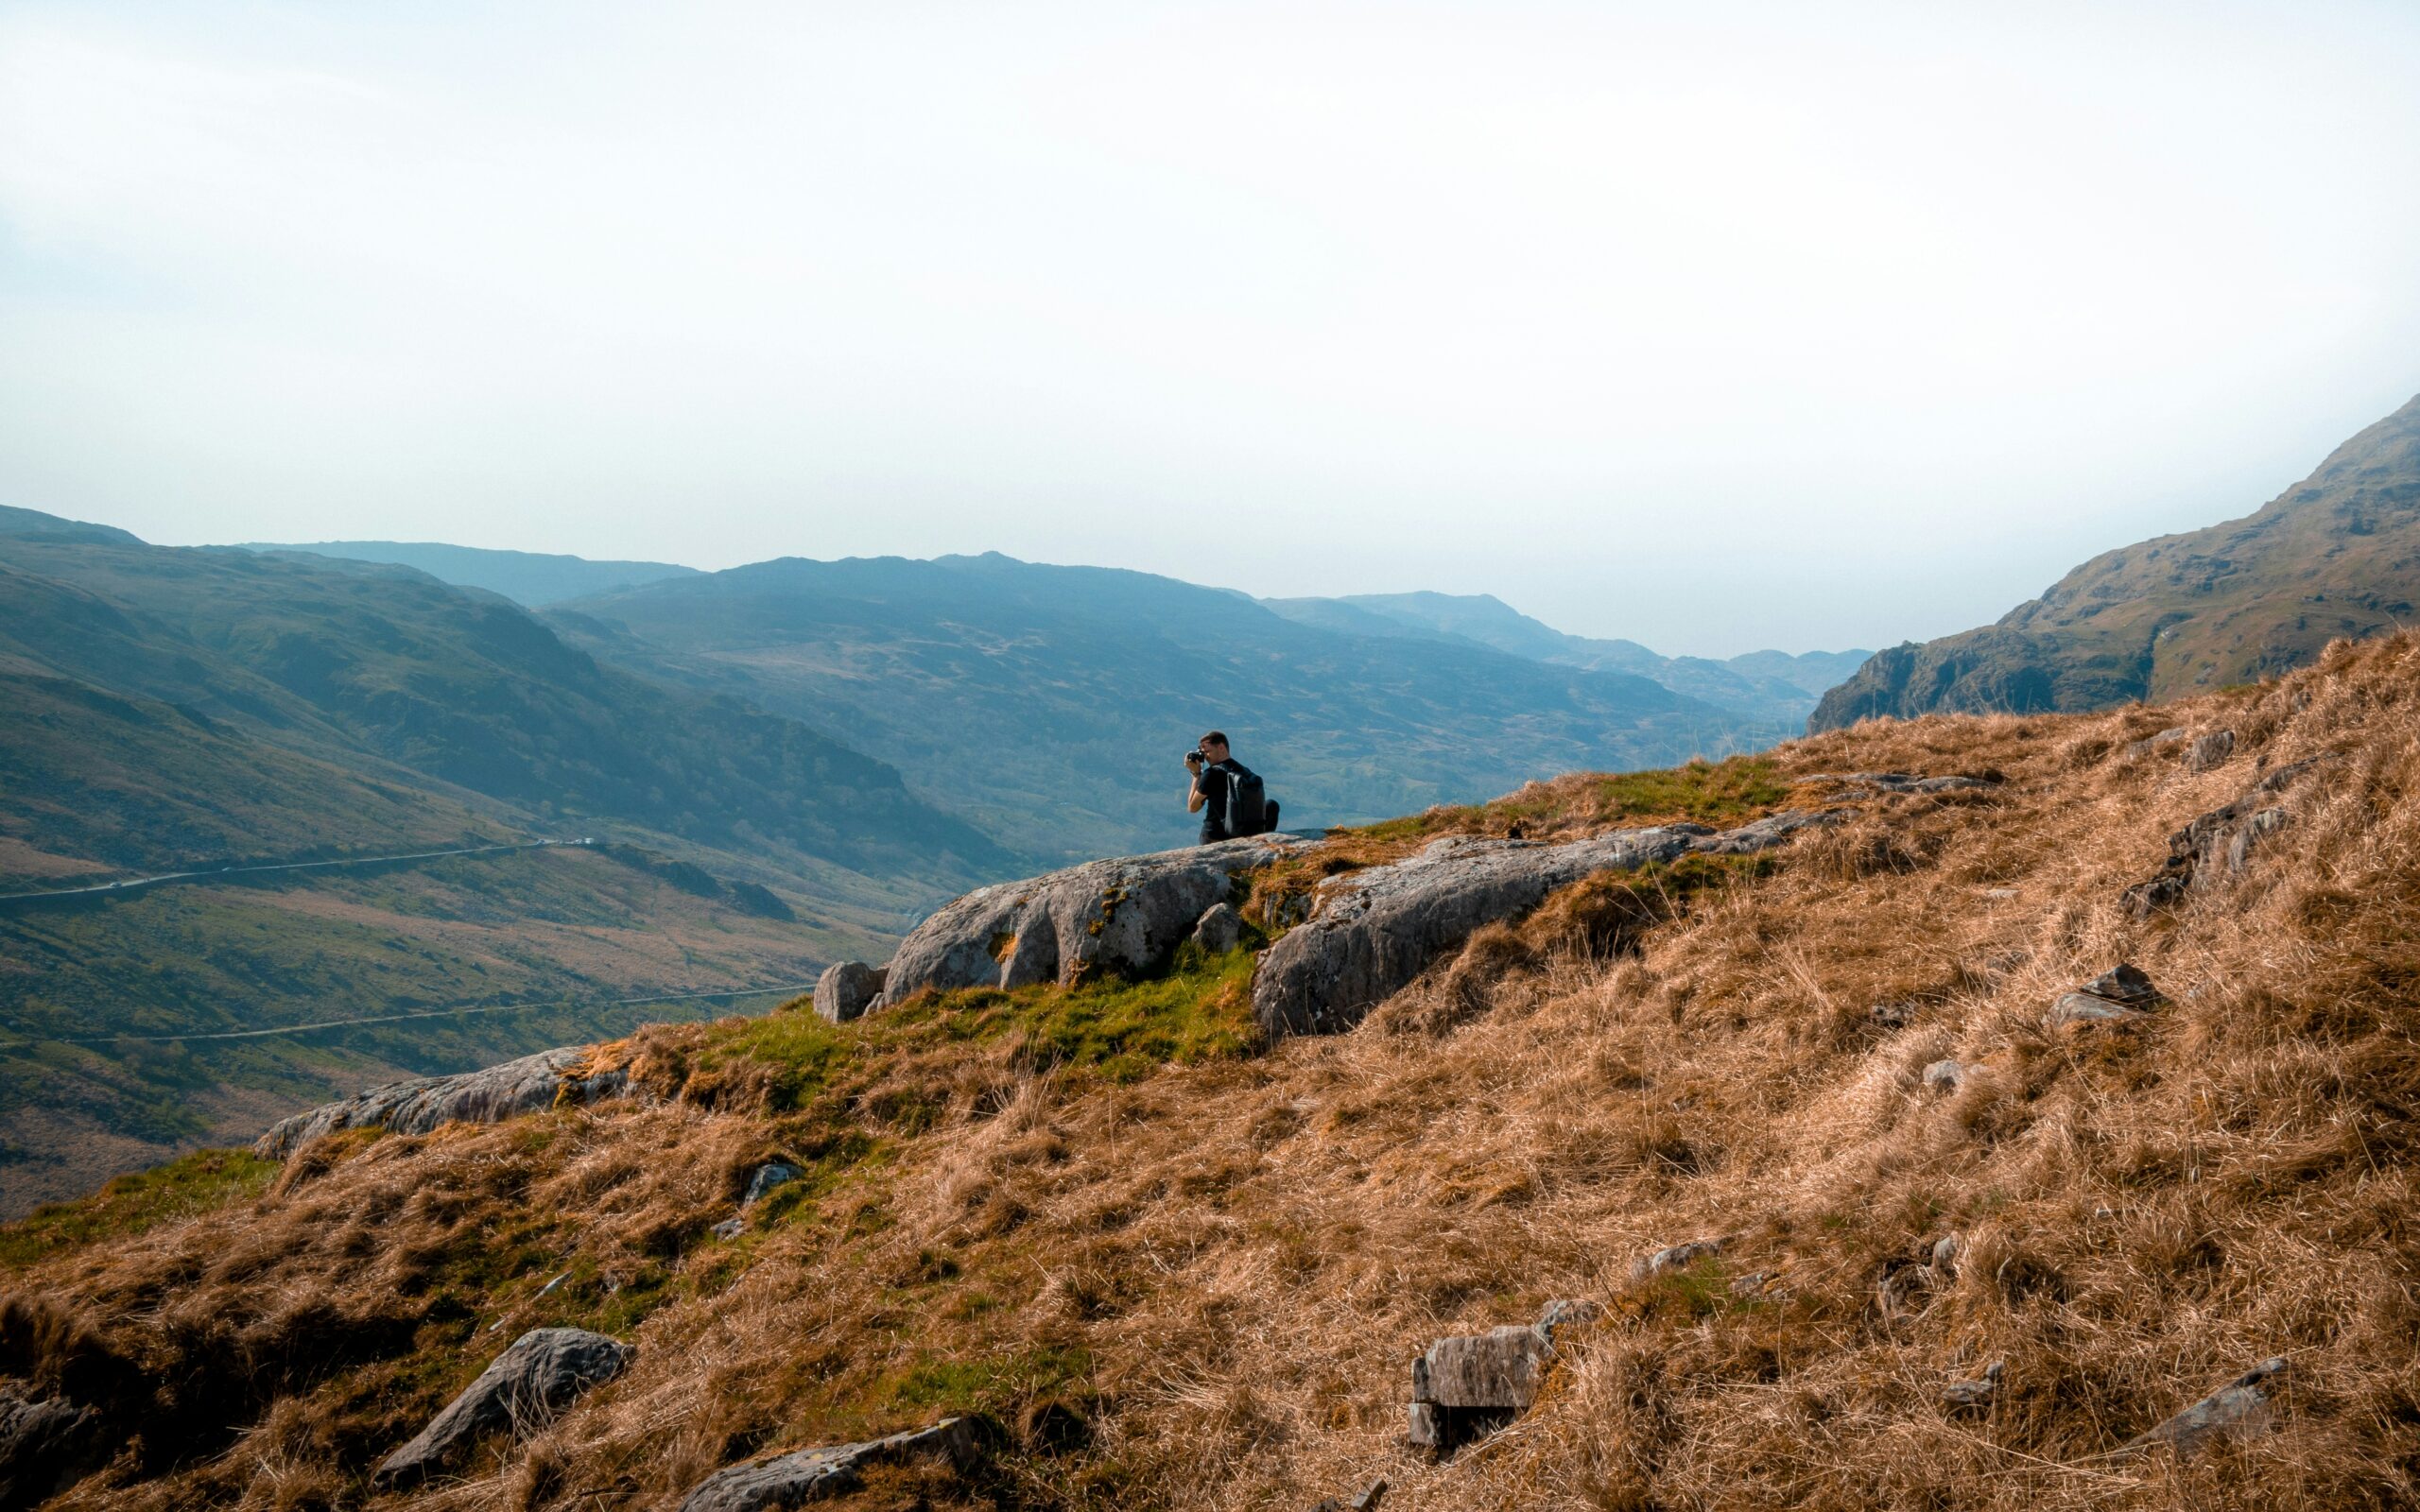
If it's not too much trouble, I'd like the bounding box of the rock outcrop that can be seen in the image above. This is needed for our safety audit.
[813,961,887,1023]
[0,1391,109,1507]
[679,1417,987,1511]
[1408,1301,1596,1452]
[374,1328,633,1487]
[714,1161,805,1239]
[256,1046,633,1159]
[2048,964,2165,1027]
[2123,758,2325,917]
[876,836,1309,1008]
[1253,814,1823,1038]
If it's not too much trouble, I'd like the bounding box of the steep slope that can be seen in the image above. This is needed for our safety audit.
[0,517,1016,1212]
[548,553,1775,861]
[237,541,699,606]
[1263,589,1869,724]
[12,633,2418,1511]
[1812,392,2420,730]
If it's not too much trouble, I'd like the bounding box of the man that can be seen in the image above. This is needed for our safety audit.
[1184,730,1265,844]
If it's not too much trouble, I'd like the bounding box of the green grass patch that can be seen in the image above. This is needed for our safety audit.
[0,1147,278,1268]
[703,947,1263,1110]
[1349,755,1790,842]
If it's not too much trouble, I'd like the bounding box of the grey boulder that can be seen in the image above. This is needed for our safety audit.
[374,1328,633,1486]
[875,837,1309,1009]
[716,1161,805,1239]
[2185,730,2237,772]
[257,1047,632,1159]
[2122,1358,2288,1457]
[1253,814,1823,1037]
[813,962,887,1023]
[2048,964,2165,1028]
[679,1417,986,1511]
[0,1391,109,1507]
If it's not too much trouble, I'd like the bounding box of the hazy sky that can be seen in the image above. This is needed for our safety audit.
[4,2,2418,656]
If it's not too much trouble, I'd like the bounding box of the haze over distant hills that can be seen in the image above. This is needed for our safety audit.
[1262,591,1867,725]
[1812,393,2420,730]
[242,541,698,606]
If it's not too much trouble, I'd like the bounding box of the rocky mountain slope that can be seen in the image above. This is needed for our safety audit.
[0,511,1015,1212]
[542,553,1777,862]
[9,632,2416,1510]
[1263,590,1868,725]
[1812,393,2420,730]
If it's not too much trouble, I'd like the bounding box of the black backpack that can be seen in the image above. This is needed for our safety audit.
[1224,761,1270,837]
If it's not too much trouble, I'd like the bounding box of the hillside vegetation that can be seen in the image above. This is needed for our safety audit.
[10,634,2419,1509]
[544,553,1777,861]
[0,514,1015,1211]
[1812,393,2420,730]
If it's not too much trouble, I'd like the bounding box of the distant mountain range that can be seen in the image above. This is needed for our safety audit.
[1812,393,2420,730]
[239,540,698,606]
[536,553,1802,861]
[1262,591,1866,725]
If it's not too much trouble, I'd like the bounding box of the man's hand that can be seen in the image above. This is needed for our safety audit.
[1185,751,1205,771]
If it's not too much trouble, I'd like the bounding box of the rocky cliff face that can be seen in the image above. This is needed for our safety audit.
[1811,393,2420,730]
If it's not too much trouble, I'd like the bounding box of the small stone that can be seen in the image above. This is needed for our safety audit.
[2122,1358,2288,1458]
[375,1328,633,1487]
[2125,728,2189,758]
[1189,902,1244,954]
[1633,1238,1722,1280]
[1730,1270,1779,1297]
[679,1418,987,1511]
[1535,1298,1602,1338]
[813,961,887,1023]
[1310,1478,1390,1512]
[2049,993,2149,1027]
[711,1216,745,1241]
[1931,1232,1964,1272]
[741,1161,804,1208]
[1870,1001,1915,1029]
[2079,964,2162,1006]
[1943,1361,2003,1409]
[2185,730,2236,772]
[1920,1059,1965,1092]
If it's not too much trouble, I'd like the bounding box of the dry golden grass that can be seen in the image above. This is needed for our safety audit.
[9,634,2420,1509]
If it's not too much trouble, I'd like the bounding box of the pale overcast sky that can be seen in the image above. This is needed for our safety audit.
[3,2,2417,656]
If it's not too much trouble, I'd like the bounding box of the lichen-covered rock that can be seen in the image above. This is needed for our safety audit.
[875,837,1309,1009]
[0,1391,109,1506]
[813,961,886,1023]
[374,1328,633,1487]
[1634,1238,1724,1280]
[1253,815,1823,1037]
[1407,1299,1597,1452]
[679,1417,986,1511]
[256,1047,632,1158]
[2122,1358,2288,1456]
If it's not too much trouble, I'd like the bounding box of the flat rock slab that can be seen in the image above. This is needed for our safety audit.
[375,1328,633,1487]
[1254,814,1823,1038]
[877,837,1311,1008]
[1414,1325,1551,1412]
[2123,1358,2287,1457]
[257,1046,632,1158]
[679,1417,983,1511]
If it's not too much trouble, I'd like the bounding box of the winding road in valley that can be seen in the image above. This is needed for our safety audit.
[0,837,593,908]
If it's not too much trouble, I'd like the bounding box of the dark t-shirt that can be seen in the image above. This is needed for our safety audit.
[1196,760,1236,842]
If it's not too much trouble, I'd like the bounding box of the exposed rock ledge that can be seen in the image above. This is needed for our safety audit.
[1253,812,1824,1038]
[255,1046,633,1159]
[874,834,1311,1008]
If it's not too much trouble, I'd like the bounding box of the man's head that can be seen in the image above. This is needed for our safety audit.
[1197,730,1230,761]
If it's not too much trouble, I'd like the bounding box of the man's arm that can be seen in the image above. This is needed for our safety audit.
[1186,776,1205,814]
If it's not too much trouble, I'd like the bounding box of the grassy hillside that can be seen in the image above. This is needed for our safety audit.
[12,633,2417,1509]
[1811,392,2420,730]
[547,553,1777,862]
